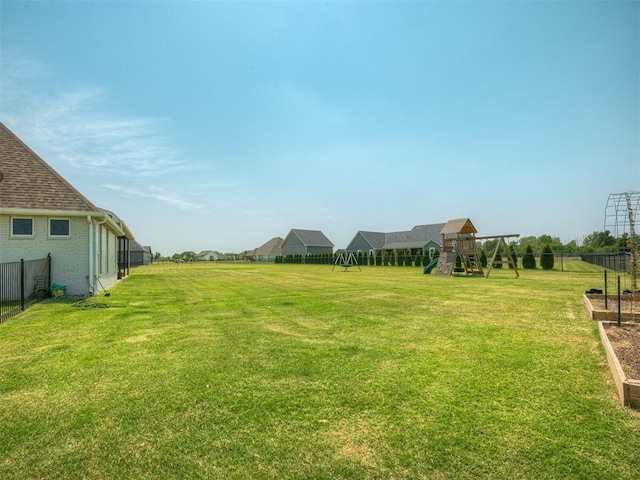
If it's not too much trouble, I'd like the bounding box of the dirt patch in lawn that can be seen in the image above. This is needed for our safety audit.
[603,323,640,380]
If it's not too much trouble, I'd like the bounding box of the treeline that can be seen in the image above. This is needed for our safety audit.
[502,231,632,255]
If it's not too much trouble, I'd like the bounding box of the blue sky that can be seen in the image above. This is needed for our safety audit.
[1,0,638,255]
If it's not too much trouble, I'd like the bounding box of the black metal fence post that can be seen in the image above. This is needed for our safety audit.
[47,253,52,292]
[617,275,621,328]
[604,270,608,310]
[20,259,25,312]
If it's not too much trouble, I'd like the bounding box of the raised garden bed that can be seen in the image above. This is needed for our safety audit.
[598,321,640,409]
[583,293,639,322]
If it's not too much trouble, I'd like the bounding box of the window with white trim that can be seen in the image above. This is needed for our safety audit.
[11,217,33,237]
[49,218,70,237]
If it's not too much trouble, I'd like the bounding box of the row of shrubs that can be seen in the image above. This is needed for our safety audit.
[274,244,557,270]
[275,251,438,266]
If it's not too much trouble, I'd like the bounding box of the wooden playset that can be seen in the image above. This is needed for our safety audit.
[434,218,519,278]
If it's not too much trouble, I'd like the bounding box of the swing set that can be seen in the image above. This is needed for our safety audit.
[332,252,362,272]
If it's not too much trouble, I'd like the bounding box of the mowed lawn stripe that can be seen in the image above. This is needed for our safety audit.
[1,262,638,479]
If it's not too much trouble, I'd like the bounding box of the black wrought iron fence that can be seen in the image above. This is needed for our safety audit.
[0,254,51,323]
[580,252,631,273]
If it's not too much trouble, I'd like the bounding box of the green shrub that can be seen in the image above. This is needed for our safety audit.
[540,244,554,270]
[523,245,536,269]
[405,250,413,266]
[480,250,487,268]
[415,252,422,267]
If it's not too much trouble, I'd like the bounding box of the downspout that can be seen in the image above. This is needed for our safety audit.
[87,216,94,295]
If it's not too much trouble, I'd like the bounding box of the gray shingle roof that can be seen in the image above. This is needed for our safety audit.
[130,240,151,253]
[383,223,445,249]
[356,231,387,249]
[289,229,334,247]
[0,122,99,212]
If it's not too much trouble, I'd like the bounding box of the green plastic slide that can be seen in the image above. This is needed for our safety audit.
[423,257,439,274]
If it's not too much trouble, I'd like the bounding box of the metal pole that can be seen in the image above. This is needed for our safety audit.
[617,275,621,327]
[20,259,25,311]
[47,253,52,293]
[604,270,608,310]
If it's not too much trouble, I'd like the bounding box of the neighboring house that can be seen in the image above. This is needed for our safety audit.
[346,223,445,261]
[130,240,152,266]
[0,122,135,296]
[346,231,387,254]
[253,237,284,262]
[281,229,334,257]
[196,250,224,261]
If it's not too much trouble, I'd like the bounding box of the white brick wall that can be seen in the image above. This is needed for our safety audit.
[0,214,117,297]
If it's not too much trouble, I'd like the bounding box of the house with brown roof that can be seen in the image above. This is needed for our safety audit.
[0,122,135,296]
[253,236,284,262]
[196,250,225,261]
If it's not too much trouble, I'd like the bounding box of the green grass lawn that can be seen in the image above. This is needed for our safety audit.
[1,261,639,479]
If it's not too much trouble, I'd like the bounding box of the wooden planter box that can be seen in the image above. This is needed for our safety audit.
[583,294,639,322]
[598,321,640,409]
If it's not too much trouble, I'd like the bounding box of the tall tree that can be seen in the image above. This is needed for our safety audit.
[582,230,617,251]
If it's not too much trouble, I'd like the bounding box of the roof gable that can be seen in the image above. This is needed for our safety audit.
[355,231,386,249]
[255,237,284,255]
[440,218,477,236]
[130,240,151,253]
[287,229,334,247]
[0,122,98,212]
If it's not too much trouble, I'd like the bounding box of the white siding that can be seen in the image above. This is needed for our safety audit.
[96,225,119,292]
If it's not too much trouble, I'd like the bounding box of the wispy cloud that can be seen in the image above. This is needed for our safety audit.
[1,49,188,178]
[103,184,202,211]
